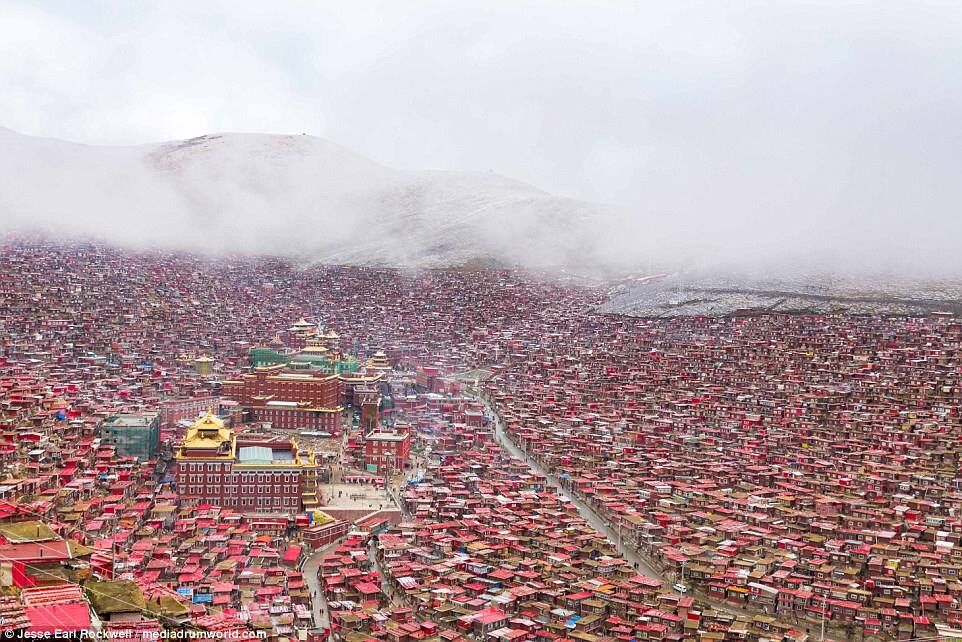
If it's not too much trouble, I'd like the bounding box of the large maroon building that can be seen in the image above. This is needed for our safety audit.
[363,425,412,474]
[174,413,322,513]
[159,395,220,428]
[355,385,381,432]
[222,365,343,432]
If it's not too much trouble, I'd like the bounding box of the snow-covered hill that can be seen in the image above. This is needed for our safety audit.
[0,128,615,269]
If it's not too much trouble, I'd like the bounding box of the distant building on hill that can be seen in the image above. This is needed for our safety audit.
[193,355,214,376]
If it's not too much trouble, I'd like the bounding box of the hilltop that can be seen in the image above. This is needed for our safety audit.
[0,128,614,270]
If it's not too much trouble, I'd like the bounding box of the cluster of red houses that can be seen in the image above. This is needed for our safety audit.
[321,391,818,642]
[481,314,962,640]
[3,238,962,642]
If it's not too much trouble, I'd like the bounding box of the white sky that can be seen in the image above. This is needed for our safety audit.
[2,1,961,273]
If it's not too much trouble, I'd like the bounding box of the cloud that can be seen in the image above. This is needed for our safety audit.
[1,1,960,275]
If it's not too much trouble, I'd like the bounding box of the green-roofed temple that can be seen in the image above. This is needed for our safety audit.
[229,321,389,429]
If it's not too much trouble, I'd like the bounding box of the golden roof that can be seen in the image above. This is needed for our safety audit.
[194,411,224,429]
[181,412,232,450]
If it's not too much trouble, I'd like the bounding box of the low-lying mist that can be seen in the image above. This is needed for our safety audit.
[1,126,960,282]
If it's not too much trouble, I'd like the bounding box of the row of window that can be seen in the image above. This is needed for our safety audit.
[258,408,334,418]
[185,463,223,472]
[181,469,299,483]
[256,411,336,428]
[184,484,298,495]
[216,496,298,508]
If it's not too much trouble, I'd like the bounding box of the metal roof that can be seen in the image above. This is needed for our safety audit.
[237,446,273,464]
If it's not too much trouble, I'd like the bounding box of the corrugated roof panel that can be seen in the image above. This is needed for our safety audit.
[237,446,273,463]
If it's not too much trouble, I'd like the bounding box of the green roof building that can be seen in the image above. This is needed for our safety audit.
[100,413,161,460]
[250,347,291,367]
[250,346,361,374]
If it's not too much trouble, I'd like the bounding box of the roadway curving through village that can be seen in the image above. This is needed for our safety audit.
[304,455,422,629]
[307,389,758,633]
[303,539,342,631]
[475,393,673,586]
[475,391,847,632]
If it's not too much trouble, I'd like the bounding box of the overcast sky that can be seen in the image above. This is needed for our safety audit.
[3,1,961,273]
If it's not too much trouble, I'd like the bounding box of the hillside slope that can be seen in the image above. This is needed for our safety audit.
[0,128,613,269]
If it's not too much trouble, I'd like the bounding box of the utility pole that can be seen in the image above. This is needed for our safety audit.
[112,530,119,580]
[820,594,827,642]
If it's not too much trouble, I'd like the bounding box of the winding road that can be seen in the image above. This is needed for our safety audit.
[303,463,418,630]
[303,540,342,630]
[305,384,829,639]
[479,394,669,583]
[478,392,800,623]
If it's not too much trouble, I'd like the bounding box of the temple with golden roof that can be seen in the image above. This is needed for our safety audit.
[250,322,361,375]
[174,412,322,513]
[231,320,391,430]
